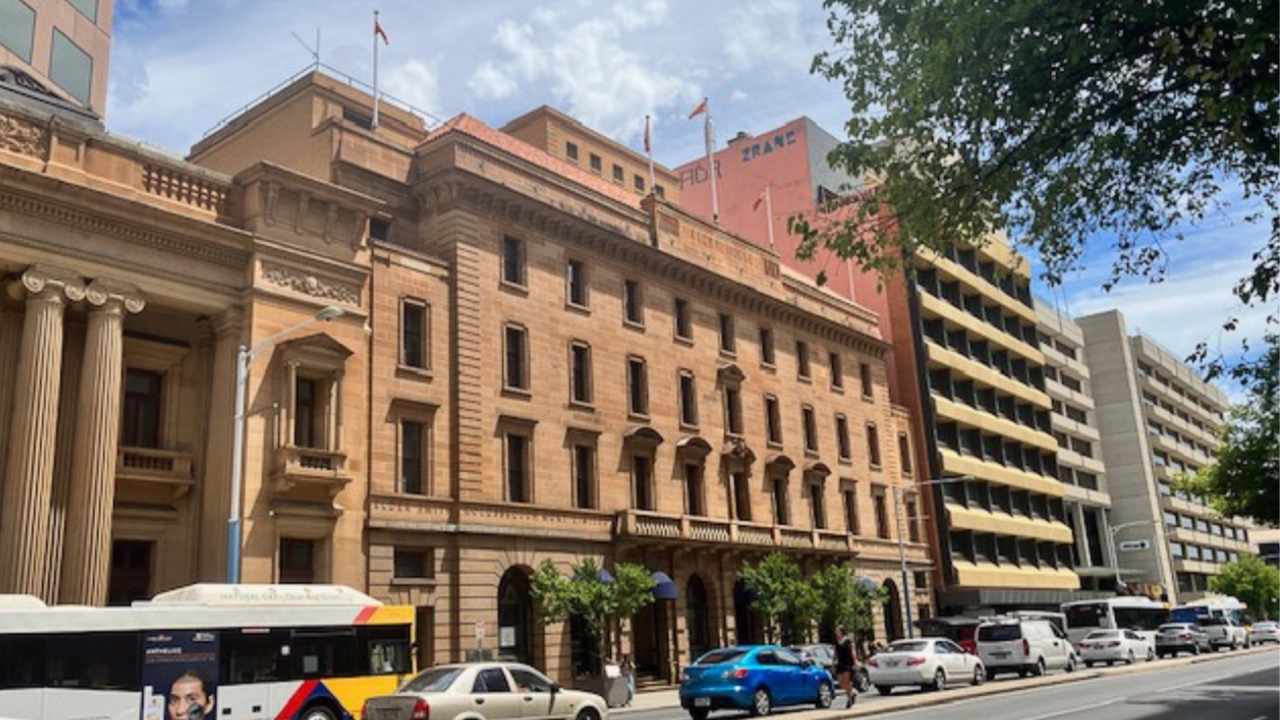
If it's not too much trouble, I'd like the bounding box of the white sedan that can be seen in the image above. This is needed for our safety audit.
[363,662,609,720]
[1077,630,1154,666]
[866,638,985,694]
[1248,621,1280,644]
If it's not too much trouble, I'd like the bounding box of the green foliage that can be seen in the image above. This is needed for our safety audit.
[803,0,1278,382]
[740,554,883,644]
[529,559,655,664]
[1174,334,1278,524]
[611,562,658,622]
[739,553,803,643]
[1208,554,1280,620]
[812,565,887,642]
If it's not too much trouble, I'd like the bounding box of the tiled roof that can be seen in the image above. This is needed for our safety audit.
[422,113,644,211]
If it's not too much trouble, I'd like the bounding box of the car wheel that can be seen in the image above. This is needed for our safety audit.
[751,688,772,717]
[875,685,893,696]
[816,681,833,709]
[972,666,984,686]
[1034,658,1046,677]
[1146,648,1155,662]
[931,669,946,692]
[689,710,709,720]
[300,706,338,720]
[1065,655,1076,673]
[577,709,600,720]
[1126,650,1136,665]
[986,668,998,682]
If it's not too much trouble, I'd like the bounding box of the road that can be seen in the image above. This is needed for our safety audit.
[621,650,1279,720]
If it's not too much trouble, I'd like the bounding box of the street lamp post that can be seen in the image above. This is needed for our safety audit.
[1108,519,1157,591]
[893,475,973,638]
[226,305,345,584]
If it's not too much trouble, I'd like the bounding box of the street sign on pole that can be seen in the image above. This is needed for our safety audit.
[1118,539,1150,552]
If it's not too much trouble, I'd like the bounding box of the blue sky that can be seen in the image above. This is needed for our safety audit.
[107,0,1270,391]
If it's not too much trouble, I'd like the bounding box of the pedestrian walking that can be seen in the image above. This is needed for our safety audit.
[621,654,635,707]
[835,626,858,707]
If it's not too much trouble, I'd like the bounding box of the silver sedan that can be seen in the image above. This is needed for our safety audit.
[363,662,609,720]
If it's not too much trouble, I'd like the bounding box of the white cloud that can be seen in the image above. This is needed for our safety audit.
[722,0,820,74]
[468,62,518,100]
[384,59,440,113]
[612,0,668,30]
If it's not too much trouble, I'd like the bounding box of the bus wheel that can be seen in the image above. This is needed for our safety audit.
[300,705,338,720]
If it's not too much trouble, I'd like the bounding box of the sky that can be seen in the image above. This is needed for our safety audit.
[107,0,1272,395]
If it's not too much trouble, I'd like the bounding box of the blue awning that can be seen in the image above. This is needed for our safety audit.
[652,571,678,600]
[598,568,615,584]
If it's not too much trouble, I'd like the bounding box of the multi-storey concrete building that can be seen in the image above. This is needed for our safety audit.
[1035,298,1117,592]
[1077,310,1251,602]
[0,0,112,113]
[0,68,931,687]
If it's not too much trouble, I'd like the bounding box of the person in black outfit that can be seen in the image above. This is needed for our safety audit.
[834,626,858,707]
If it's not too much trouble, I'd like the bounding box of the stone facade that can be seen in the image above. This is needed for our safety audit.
[0,71,931,686]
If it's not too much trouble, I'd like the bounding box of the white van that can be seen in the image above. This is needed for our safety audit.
[976,617,1077,679]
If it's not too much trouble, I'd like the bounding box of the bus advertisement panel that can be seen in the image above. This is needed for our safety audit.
[141,630,219,720]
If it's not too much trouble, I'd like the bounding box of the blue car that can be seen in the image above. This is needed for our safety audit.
[679,645,834,718]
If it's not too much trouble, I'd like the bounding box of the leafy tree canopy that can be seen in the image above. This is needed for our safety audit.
[1208,554,1280,620]
[530,559,655,662]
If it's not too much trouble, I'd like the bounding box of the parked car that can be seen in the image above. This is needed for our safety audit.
[864,638,985,695]
[362,663,608,720]
[976,617,1076,680]
[1198,616,1249,650]
[1077,629,1154,667]
[1155,622,1212,657]
[1248,621,1280,645]
[789,643,870,692]
[679,646,833,719]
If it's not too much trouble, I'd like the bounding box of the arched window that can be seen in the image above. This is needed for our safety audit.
[498,567,533,665]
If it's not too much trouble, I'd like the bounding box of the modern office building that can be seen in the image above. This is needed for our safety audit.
[1077,310,1251,603]
[0,0,112,113]
[1035,298,1117,592]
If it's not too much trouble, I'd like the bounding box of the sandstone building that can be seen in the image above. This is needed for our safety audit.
[0,69,931,686]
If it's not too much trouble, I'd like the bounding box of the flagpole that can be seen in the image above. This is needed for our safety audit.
[645,115,657,194]
[705,106,719,223]
[372,10,380,128]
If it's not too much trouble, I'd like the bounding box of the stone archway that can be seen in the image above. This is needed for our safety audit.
[882,578,903,642]
[686,574,712,661]
[498,566,534,665]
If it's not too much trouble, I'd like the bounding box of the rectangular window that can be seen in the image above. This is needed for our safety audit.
[502,236,526,287]
[573,444,595,509]
[872,486,890,539]
[719,313,736,353]
[401,420,425,494]
[733,472,752,521]
[674,298,692,340]
[633,455,653,510]
[655,185,666,198]
[504,325,528,391]
[796,340,811,379]
[802,405,818,453]
[859,362,873,399]
[634,174,646,192]
[393,548,430,579]
[628,357,649,416]
[612,164,624,182]
[566,260,588,308]
[68,0,97,22]
[835,414,851,461]
[122,368,163,448]
[764,395,782,445]
[866,424,882,467]
[589,153,602,173]
[829,352,844,389]
[724,385,743,436]
[50,29,93,106]
[905,497,920,542]
[623,280,643,325]
[771,476,789,525]
[279,538,316,584]
[685,463,705,516]
[898,433,913,475]
[294,377,319,448]
[679,370,698,427]
[401,300,428,369]
[809,481,827,529]
[570,342,592,405]
[565,142,579,162]
[759,327,775,365]
[0,0,36,62]
[506,433,530,503]
[108,539,152,606]
[842,482,860,534]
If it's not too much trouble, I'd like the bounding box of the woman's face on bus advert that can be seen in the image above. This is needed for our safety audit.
[167,674,214,720]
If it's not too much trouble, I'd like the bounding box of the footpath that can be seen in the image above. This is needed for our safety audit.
[612,645,1277,718]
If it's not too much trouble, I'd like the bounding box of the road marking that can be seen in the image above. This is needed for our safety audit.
[1021,698,1122,720]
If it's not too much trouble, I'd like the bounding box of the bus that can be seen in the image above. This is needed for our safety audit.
[1061,597,1170,644]
[1171,596,1248,625]
[0,583,414,720]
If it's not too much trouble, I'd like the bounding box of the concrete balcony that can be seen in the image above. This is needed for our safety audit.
[918,291,1044,367]
[1144,400,1218,449]
[1167,526,1250,553]
[1050,412,1101,442]
[1040,341,1091,380]
[932,393,1057,452]
[1171,557,1220,575]
[924,339,1051,409]
[923,252,1039,325]
[1044,377,1095,411]
[1062,482,1111,508]
[939,448,1064,497]
[272,445,354,498]
[116,446,195,500]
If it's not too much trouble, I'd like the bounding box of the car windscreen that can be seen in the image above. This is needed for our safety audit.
[696,649,746,665]
[401,667,463,693]
[977,624,1022,642]
[887,641,929,653]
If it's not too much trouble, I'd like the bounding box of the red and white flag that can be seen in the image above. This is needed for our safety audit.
[374,15,389,44]
[688,97,719,221]
[688,98,708,119]
[754,185,775,249]
[752,187,767,211]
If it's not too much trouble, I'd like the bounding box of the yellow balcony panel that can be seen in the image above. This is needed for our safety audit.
[919,291,1045,367]
[925,340,1051,409]
[923,253,1038,325]
[932,395,1057,453]
[939,448,1065,497]
[946,503,1074,544]
[951,560,1080,591]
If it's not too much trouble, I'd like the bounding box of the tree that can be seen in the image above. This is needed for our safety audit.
[739,553,804,643]
[812,565,886,648]
[1175,334,1278,524]
[1208,554,1280,620]
[530,559,655,671]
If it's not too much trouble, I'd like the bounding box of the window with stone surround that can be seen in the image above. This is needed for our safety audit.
[400,419,426,494]
[860,362,873,400]
[572,442,596,510]
[764,394,782,446]
[394,547,432,579]
[628,356,649,417]
[732,472,752,521]
[866,423,882,468]
[771,474,790,526]
[623,279,644,326]
[634,174,646,192]
[400,298,429,371]
[719,313,736,354]
[279,334,351,457]
[802,405,818,454]
[796,340,811,380]
[565,142,579,162]
[723,385,743,437]
[589,153,602,173]
[566,259,589,309]
[632,454,655,510]
[759,326,775,366]
[502,236,526,288]
[613,164,624,182]
[898,433,913,475]
[570,341,593,406]
[841,479,860,535]
[279,538,317,584]
[674,298,692,341]
[835,413,851,462]
[504,323,530,393]
[678,369,698,428]
[872,484,890,539]
[829,351,844,390]
[904,496,921,542]
[808,477,827,529]
[122,368,163,448]
[684,462,705,516]
[504,430,532,504]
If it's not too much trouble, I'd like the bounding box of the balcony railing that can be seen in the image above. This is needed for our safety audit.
[116,446,195,499]
[615,510,858,554]
[273,445,353,497]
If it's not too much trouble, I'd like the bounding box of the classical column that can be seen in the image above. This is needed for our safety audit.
[197,308,243,580]
[0,303,22,517]
[0,266,84,596]
[60,281,145,605]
